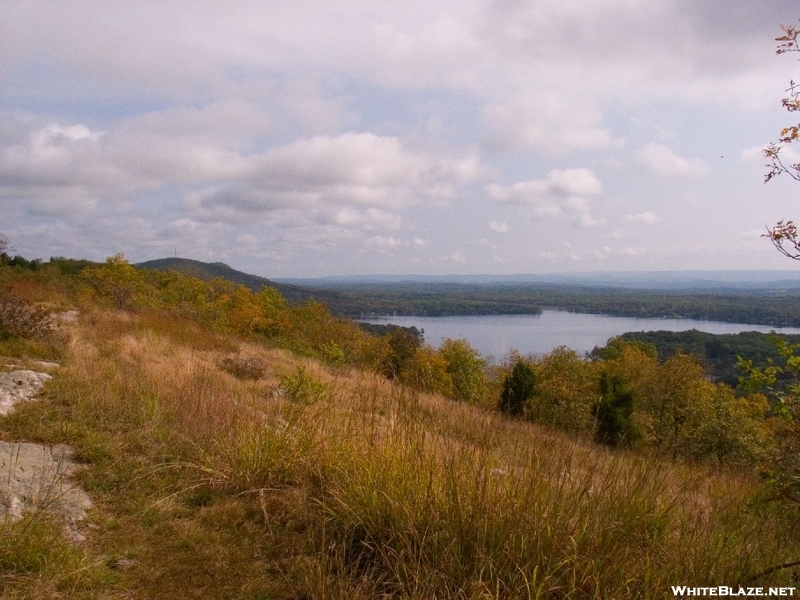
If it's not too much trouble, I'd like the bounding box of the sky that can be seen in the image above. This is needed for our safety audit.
[2,1,800,278]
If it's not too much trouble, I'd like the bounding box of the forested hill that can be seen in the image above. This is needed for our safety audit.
[136,258,321,305]
[305,282,800,326]
[596,330,800,387]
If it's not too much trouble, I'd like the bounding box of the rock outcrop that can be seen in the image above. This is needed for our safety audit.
[0,366,93,542]
[0,369,53,416]
[0,441,93,542]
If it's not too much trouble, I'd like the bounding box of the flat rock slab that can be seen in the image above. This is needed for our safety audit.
[0,441,93,542]
[0,370,53,416]
[0,366,92,542]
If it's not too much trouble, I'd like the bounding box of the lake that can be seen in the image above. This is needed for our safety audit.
[360,311,800,359]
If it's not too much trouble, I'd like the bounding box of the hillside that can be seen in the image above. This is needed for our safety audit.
[136,257,325,305]
[1,258,799,598]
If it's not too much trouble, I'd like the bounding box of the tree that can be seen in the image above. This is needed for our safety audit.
[381,327,423,380]
[438,338,487,403]
[593,371,639,448]
[764,24,800,258]
[529,346,597,432]
[739,335,800,502]
[82,254,149,309]
[499,357,537,417]
[0,234,11,267]
[637,353,708,458]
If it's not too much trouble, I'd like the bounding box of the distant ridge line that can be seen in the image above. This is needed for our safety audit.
[135,257,318,305]
[275,270,800,289]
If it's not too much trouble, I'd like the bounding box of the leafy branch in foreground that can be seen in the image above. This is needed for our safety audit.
[764,24,800,185]
[738,334,800,503]
[764,24,800,257]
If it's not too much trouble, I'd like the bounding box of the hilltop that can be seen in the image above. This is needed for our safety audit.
[1,256,798,598]
[136,257,319,305]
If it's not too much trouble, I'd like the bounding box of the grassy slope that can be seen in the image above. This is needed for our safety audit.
[1,305,799,598]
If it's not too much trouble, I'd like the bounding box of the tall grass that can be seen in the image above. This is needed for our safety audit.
[3,307,798,598]
[309,381,798,598]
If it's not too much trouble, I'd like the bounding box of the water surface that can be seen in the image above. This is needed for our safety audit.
[361,311,800,359]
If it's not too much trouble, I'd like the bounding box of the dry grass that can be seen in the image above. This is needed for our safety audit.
[0,307,798,598]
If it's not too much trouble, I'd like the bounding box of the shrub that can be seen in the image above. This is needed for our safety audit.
[82,254,150,309]
[219,354,267,380]
[319,341,347,367]
[280,366,326,404]
[0,289,54,340]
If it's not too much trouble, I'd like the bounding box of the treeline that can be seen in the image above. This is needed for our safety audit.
[595,330,800,387]
[309,282,545,317]
[130,256,800,326]
[496,343,772,465]
[311,282,800,326]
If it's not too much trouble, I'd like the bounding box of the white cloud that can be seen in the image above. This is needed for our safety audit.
[487,168,602,224]
[482,90,621,154]
[2,1,799,274]
[741,145,766,163]
[488,169,602,204]
[624,211,658,224]
[637,143,708,178]
[621,247,645,256]
[2,119,481,240]
[446,251,466,262]
[606,228,628,239]
[280,77,347,133]
[489,220,508,233]
[577,213,605,228]
[333,207,403,230]
[366,235,402,252]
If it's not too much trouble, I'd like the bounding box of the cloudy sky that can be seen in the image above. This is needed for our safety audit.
[2,1,800,277]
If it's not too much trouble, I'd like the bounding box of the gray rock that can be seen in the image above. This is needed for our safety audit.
[0,370,52,416]
[0,442,93,542]
[0,367,92,543]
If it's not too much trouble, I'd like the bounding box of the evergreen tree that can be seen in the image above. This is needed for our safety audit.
[499,358,537,417]
[593,371,638,448]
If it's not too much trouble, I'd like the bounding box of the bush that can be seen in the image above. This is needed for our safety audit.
[280,366,326,404]
[0,290,54,340]
[319,341,346,367]
[219,354,267,380]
